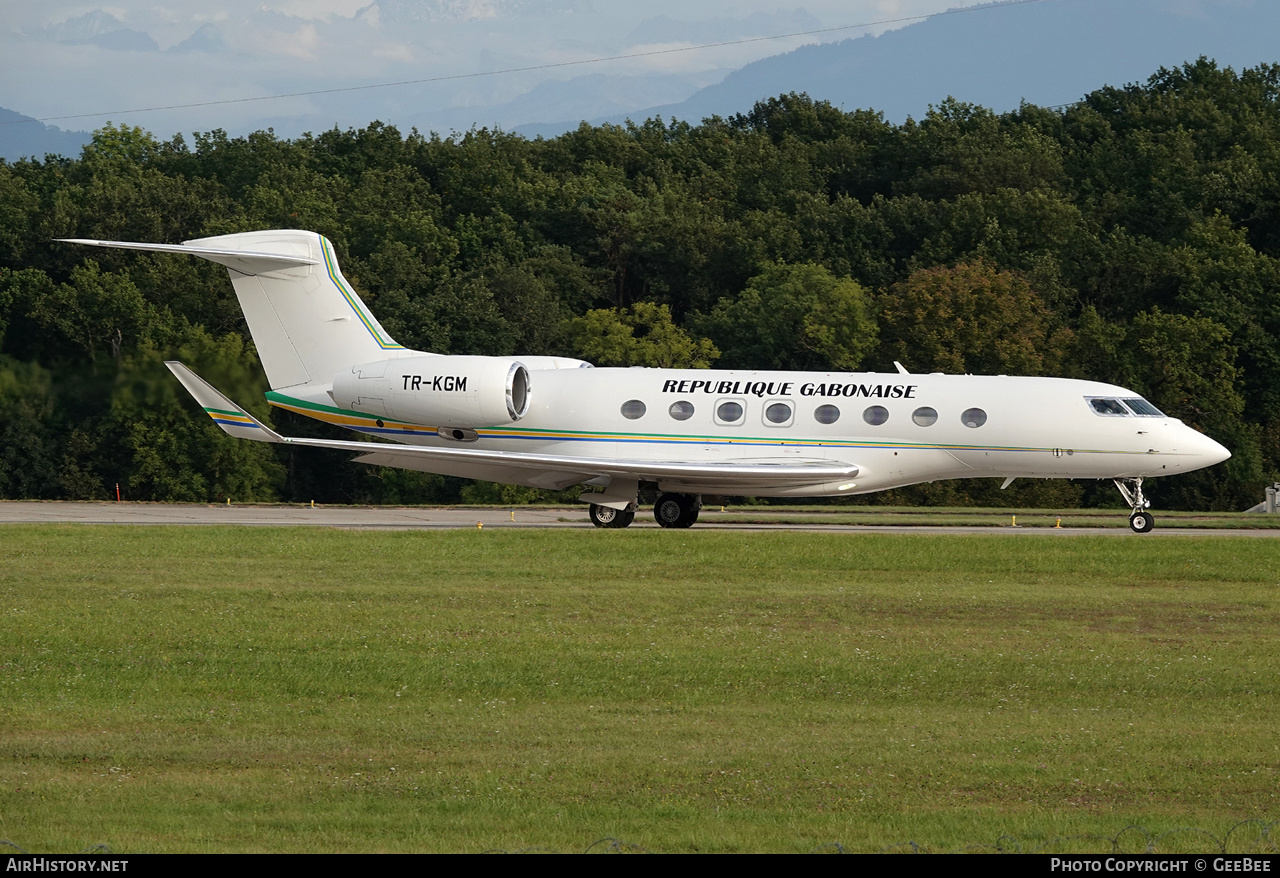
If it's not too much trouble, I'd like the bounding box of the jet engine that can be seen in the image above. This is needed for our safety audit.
[332,355,530,426]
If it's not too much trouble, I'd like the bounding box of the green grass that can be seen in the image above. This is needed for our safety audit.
[2,526,1278,852]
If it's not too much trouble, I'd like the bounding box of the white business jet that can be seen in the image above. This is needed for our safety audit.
[63,230,1231,532]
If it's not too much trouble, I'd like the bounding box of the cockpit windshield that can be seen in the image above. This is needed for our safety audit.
[1086,397,1165,417]
[1122,397,1164,417]
[1088,398,1129,416]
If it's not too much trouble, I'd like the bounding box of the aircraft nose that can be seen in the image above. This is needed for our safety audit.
[1183,427,1231,469]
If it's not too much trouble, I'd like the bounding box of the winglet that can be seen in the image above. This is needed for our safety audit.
[165,361,285,444]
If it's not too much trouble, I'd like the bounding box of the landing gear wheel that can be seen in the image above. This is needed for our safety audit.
[654,492,701,528]
[1129,510,1155,534]
[589,504,616,528]
[1114,477,1156,533]
[590,503,634,528]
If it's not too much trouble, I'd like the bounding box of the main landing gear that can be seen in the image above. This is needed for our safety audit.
[1114,477,1155,533]
[588,503,635,529]
[586,493,703,528]
[654,492,701,529]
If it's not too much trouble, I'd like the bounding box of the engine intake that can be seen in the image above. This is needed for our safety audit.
[332,355,531,426]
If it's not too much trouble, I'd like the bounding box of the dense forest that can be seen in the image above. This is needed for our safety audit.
[1,59,1276,510]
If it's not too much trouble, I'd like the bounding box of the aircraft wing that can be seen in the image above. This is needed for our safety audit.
[344,450,857,493]
[166,362,860,490]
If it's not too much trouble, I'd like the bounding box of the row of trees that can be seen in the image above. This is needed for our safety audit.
[0,58,1276,509]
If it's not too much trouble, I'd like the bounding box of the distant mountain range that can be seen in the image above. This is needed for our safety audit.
[4,0,1278,161]
[0,108,93,162]
[517,0,1280,135]
[29,9,160,52]
[24,9,226,54]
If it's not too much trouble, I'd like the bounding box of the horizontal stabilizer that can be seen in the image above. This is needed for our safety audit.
[59,238,320,275]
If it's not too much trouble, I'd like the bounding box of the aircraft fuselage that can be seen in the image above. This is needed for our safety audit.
[267,367,1229,497]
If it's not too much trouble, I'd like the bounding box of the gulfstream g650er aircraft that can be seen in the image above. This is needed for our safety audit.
[63,230,1230,532]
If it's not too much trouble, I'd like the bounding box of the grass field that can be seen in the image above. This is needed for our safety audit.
[2,525,1278,853]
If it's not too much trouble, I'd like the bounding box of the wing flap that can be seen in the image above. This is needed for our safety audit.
[351,451,596,490]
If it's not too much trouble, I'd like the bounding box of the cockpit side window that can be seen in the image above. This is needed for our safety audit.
[1122,397,1165,417]
[1087,397,1130,416]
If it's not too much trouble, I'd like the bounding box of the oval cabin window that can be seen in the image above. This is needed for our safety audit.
[863,406,889,426]
[716,401,744,423]
[912,407,938,427]
[765,402,792,424]
[669,401,695,421]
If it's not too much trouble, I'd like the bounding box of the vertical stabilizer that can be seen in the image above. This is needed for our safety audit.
[61,229,409,390]
[183,230,406,389]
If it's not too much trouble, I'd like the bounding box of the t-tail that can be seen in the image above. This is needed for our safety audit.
[60,229,410,390]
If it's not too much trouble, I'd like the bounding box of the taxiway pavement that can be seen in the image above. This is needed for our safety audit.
[1,501,1276,536]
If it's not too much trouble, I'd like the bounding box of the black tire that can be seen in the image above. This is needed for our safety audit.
[654,494,684,528]
[654,493,699,528]
[1129,510,1155,533]
[590,503,624,528]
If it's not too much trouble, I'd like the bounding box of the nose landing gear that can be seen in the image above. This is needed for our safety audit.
[1114,477,1155,533]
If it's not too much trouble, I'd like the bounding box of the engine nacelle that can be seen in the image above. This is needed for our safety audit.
[332,355,530,426]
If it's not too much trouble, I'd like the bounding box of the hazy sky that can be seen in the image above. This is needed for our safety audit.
[0,0,995,137]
